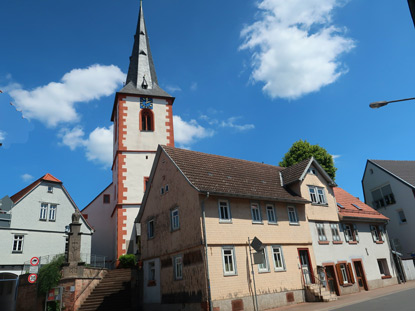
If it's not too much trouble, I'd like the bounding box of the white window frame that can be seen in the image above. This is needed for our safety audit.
[12,235,24,253]
[316,223,327,241]
[222,246,237,276]
[148,261,156,281]
[147,219,154,239]
[308,186,327,205]
[49,204,57,221]
[330,223,341,241]
[266,204,277,224]
[47,186,53,193]
[218,200,231,223]
[171,208,180,231]
[258,247,270,273]
[272,245,286,271]
[287,206,299,224]
[251,203,262,223]
[343,223,359,242]
[40,203,48,220]
[371,184,396,209]
[340,263,349,284]
[370,225,384,242]
[174,255,183,280]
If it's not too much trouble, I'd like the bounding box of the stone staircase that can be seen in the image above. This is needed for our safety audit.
[78,268,132,311]
[306,284,338,302]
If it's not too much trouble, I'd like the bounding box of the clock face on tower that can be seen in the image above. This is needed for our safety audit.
[140,97,153,109]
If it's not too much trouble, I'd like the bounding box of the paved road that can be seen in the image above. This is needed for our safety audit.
[332,288,415,311]
[273,281,415,311]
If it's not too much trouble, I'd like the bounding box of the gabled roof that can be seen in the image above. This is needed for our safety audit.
[334,187,388,222]
[10,173,62,204]
[162,145,308,203]
[369,159,415,188]
[280,157,336,187]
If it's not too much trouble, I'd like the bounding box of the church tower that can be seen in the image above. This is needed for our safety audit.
[83,1,174,263]
[111,1,175,259]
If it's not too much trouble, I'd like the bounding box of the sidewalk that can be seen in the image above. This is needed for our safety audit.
[268,281,415,311]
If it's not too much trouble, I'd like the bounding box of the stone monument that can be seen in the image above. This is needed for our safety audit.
[62,211,85,278]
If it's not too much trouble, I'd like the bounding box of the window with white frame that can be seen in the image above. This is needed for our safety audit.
[218,200,231,222]
[148,261,156,281]
[251,203,262,223]
[272,245,285,271]
[287,206,298,224]
[330,223,341,241]
[47,186,53,193]
[222,247,236,276]
[316,223,327,241]
[12,235,24,253]
[377,258,390,277]
[174,255,183,280]
[40,203,48,220]
[258,247,270,273]
[49,205,57,221]
[339,263,349,283]
[266,204,277,224]
[343,223,359,242]
[370,225,384,242]
[171,208,180,231]
[147,219,154,239]
[371,184,396,209]
[397,210,407,224]
[308,186,327,204]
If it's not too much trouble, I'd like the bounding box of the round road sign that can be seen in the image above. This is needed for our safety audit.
[28,274,37,284]
[30,257,39,266]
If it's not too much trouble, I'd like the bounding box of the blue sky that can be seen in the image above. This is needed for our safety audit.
[1,0,415,208]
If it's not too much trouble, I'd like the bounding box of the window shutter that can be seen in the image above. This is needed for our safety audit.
[336,264,344,284]
[353,224,359,242]
[342,224,349,242]
[347,263,355,284]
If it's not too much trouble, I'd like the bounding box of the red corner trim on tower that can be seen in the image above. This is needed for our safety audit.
[165,100,174,146]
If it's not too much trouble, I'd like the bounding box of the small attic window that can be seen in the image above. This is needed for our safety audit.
[139,50,147,56]
[352,203,362,210]
[140,31,145,35]
[337,203,345,209]
[307,168,317,175]
[48,186,53,193]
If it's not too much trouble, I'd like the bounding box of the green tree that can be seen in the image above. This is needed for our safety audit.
[279,140,337,180]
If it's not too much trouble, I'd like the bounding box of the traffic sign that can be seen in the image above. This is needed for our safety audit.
[29,266,39,274]
[28,274,37,284]
[30,257,39,266]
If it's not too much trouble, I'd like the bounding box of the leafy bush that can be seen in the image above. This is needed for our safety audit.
[118,254,136,268]
[37,255,65,297]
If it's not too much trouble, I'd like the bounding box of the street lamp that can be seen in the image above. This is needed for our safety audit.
[369,97,415,109]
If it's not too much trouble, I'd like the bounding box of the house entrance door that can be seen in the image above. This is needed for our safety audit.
[298,249,313,285]
[325,265,339,296]
[353,261,368,291]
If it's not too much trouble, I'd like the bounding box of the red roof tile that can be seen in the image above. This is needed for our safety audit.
[10,173,62,203]
[334,187,388,221]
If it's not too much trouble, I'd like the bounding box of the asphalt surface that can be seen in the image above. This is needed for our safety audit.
[271,280,415,311]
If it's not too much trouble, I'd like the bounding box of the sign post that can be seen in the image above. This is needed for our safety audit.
[28,256,39,284]
[28,274,37,284]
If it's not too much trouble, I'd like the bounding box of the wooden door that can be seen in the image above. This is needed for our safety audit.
[325,265,340,296]
[353,261,368,291]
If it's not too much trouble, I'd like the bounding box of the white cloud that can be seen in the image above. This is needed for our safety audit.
[220,117,255,131]
[0,130,5,141]
[332,154,341,162]
[173,115,214,147]
[190,82,198,91]
[166,85,182,93]
[8,65,125,127]
[240,0,355,99]
[21,174,34,182]
[60,125,113,168]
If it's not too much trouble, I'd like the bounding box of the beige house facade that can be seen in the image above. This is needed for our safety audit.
[138,146,317,311]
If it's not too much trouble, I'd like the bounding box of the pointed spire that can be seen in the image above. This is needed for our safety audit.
[120,1,172,98]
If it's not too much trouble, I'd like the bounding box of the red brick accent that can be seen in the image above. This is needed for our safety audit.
[117,206,128,260]
[117,98,127,151]
[117,154,128,203]
[318,241,330,245]
[165,101,174,146]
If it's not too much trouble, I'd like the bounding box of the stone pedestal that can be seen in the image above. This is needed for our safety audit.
[63,212,85,278]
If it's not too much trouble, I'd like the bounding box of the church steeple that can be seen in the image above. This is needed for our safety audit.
[120,1,172,98]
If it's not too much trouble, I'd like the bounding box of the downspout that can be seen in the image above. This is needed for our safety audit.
[201,192,212,311]
[385,223,403,283]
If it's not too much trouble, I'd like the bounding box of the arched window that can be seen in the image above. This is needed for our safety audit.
[140,109,154,131]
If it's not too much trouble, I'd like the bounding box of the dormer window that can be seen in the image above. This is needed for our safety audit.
[140,109,154,131]
[308,186,327,205]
